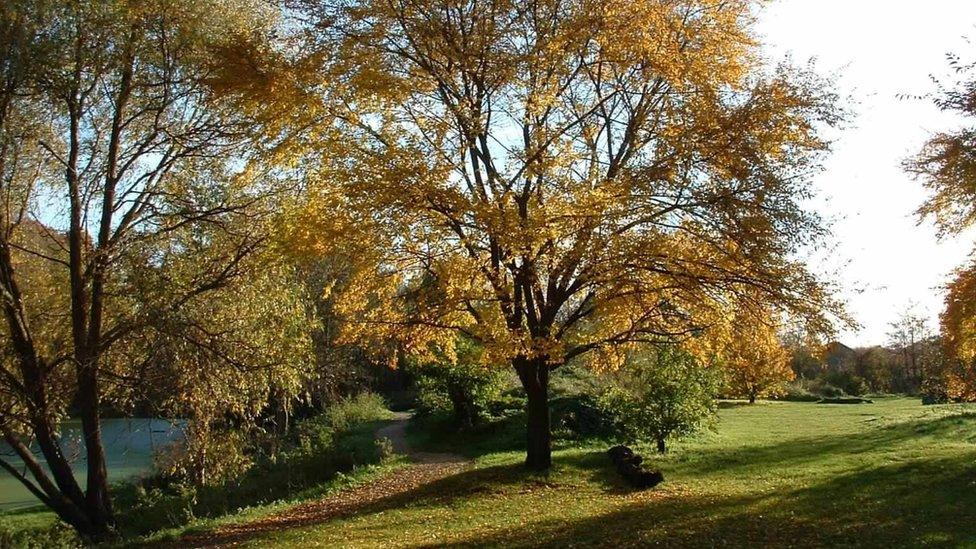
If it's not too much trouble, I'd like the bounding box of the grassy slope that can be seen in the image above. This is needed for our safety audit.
[0,398,399,547]
[245,397,976,548]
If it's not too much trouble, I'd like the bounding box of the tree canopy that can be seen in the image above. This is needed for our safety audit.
[267,0,846,468]
[0,0,313,539]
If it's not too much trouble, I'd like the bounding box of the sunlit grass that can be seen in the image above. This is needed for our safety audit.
[246,397,976,547]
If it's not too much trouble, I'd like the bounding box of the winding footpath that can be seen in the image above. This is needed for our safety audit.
[177,412,468,548]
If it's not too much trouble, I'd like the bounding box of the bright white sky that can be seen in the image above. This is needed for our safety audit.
[756,1,976,347]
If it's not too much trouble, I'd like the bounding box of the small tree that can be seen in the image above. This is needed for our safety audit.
[722,309,794,403]
[599,346,720,454]
[409,337,505,429]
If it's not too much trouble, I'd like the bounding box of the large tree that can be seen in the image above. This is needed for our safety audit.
[0,0,293,539]
[274,0,844,469]
[907,51,976,399]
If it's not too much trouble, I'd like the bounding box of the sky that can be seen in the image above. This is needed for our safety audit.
[755,1,976,346]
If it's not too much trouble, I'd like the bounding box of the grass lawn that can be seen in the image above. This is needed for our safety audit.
[238,397,976,548]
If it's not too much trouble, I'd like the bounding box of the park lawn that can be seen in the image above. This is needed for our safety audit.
[241,397,976,548]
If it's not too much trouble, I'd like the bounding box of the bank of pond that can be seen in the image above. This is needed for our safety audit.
[0,418,184,511]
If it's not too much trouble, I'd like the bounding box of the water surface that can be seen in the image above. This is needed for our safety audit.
[0,418,183,510]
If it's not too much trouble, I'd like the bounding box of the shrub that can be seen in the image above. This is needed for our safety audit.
[114,392,392,538]
[321,392,392,435]
[776,380,822,402]
[409,338,507,428]
[551,395,616,440]
[486,389,526,419]
[822,371,869,396]
[598,346,721,453]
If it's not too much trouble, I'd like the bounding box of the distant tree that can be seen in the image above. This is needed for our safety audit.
[783,327,825,380]
[722,309,794,403]
[886,306,932,392]
[599,346,720,453]
[853,346,895,393]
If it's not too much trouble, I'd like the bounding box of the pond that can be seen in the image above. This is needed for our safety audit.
[0,418,184,511]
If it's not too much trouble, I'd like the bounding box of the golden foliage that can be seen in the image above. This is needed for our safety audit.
[251,0,845,374]
[941,261,976,361]
[718,305,794,401]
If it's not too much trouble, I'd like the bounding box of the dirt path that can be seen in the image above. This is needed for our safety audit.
[176,412,467,548]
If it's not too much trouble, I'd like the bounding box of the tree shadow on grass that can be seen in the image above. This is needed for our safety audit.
[663,412,976,479]
[432,452,976,548]
[182,411,976,548]
[401,412,976,547]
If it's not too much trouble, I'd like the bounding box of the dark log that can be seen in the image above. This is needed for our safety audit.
[607,445,664,489]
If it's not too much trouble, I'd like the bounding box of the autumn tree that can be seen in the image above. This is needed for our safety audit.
[721,308,793,403]
[931,267,976,400]
[0,0,295,539]
[273,0,844,470]
[906,48,976,401]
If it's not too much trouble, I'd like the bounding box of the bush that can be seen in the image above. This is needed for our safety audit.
[822,371,870,396]
[776,381,822,402]
[314,392,392,439]
[551,395,616,440]
[777,378,857,401]
[598,346,721,453]
[485,389,526,419]
[114,392,393,538]
[409,338,507,428]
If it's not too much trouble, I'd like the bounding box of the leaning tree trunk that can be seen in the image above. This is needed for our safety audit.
[516,357,552,470]
[77,365,114,539]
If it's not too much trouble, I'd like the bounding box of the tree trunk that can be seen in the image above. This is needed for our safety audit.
[657,438,666,454]
[748,392,756,404]
[77,366,113,538]
[516,357,552,470]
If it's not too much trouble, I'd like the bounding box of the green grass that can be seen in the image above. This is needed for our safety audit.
[238,397,976,548]
[119,457,410,547]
